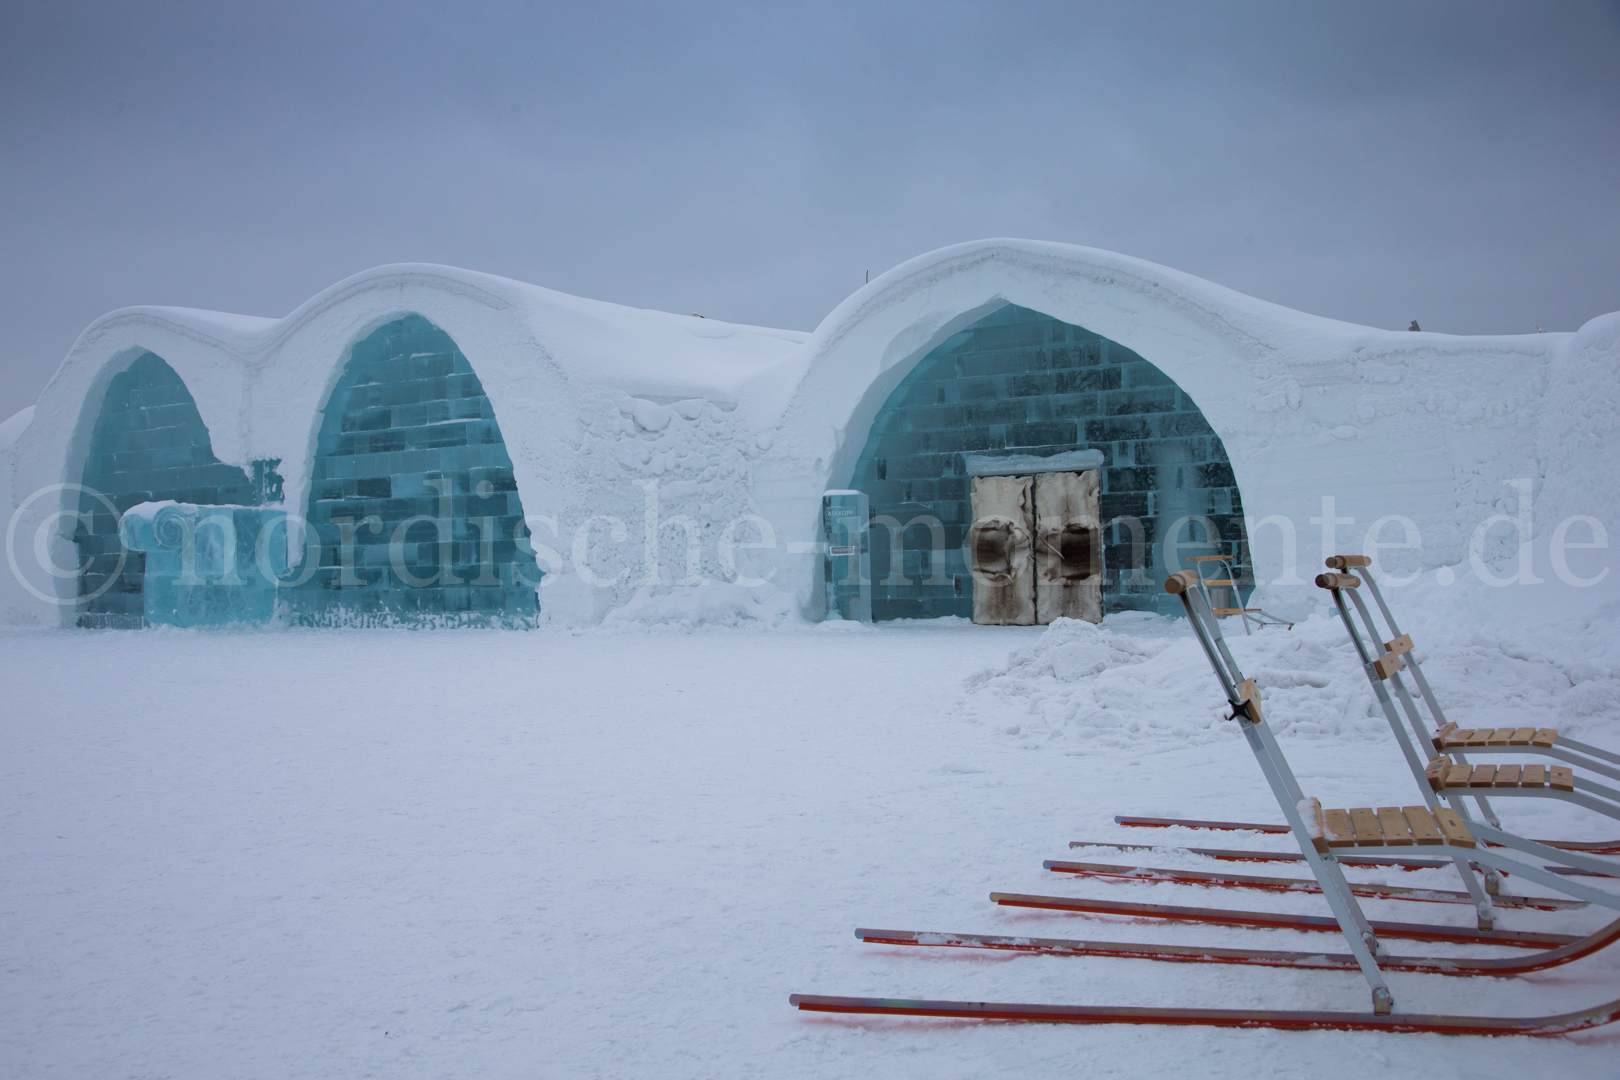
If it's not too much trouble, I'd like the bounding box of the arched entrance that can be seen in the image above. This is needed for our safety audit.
[74,351,262,627]
[847,303,1248,620]
[293,314,540,625]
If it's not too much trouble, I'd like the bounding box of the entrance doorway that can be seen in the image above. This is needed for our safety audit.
[969,470,1102,625]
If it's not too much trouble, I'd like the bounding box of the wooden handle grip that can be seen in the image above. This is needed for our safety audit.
[1325,555,1372,569]
[1371,651,1406,680]
[1315,572,1362,589]
[1164,570,1200,594]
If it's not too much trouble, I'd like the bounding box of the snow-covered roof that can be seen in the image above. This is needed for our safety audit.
[4,240,1619,627]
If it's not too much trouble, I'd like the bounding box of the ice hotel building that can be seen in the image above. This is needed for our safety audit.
[2,239,1616,629]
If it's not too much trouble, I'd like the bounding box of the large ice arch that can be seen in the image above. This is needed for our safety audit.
[292,313,541,626]
[841,302,1249,620]
[752,239,1596,618]
[72,350,263,627]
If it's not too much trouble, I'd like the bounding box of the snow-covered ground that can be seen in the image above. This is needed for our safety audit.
[4,601,1619,1077]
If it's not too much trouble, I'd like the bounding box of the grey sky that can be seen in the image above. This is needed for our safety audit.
[2,1,1617,423]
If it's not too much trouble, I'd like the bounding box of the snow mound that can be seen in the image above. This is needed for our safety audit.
[971,615,1171,686]
[599,579,800,630]
[960,613,1386,751]
[1391,603,1620,742]
[959,593,1620,754]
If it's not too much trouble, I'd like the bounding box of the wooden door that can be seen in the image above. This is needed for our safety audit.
[1034,470,1102,624]
[969,475,1035,625]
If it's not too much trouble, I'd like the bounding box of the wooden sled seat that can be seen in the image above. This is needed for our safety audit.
[1425,754,1574,792]
[1431,721,1558,751]
[1302,797,1475,851]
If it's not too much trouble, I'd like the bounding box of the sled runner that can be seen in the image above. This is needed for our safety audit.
[852,909,1620,974]
[985,892,1579,947]
[1061,839,1612,877]
[789,993,1620,1036]
[1040,858,1587,909]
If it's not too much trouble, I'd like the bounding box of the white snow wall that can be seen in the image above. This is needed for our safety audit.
[3,242,1618,628]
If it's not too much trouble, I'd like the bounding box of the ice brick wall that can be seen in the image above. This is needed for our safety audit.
[74,352,261,628]
[849,304,1248,620]
[294,315,540,625]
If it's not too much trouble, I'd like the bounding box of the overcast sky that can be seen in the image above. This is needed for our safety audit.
[2,1,1617,422]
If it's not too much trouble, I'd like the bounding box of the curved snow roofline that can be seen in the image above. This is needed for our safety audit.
[55,262,808,382]
[28,259,809,476]
[758,238,1574,442]
[792,239,1564,387]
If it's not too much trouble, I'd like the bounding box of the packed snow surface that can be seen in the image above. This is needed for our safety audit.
[4,600,1620,1077]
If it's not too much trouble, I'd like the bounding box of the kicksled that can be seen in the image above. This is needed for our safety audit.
[789,561,1620,1035]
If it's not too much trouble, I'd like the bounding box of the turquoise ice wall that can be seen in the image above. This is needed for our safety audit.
[293,315,539,625]
[849,304,1248,620]
[74,351,271,628]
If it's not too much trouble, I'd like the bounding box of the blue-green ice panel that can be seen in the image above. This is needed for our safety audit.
[292,314,539,626]
[74,352,280,628]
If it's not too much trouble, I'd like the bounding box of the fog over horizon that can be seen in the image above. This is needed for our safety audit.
[2,0,1617,423]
